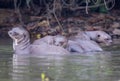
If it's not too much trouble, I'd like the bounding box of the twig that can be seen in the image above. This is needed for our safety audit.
[14,0,24,26]
[53,0,64,32]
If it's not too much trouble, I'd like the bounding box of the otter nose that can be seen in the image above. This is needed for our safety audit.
[105,40,113,46]
[109,40,113,44]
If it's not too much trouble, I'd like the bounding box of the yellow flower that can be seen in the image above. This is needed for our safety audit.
[36,34,41,39]
[41,73,45,81]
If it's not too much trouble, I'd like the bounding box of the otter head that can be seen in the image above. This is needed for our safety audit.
[8,27,29,41]
[8,27,30,50]
[95,31,112,46]
[53,35,68,48]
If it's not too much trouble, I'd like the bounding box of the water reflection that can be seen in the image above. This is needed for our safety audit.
[9,52,120,81]
[0,52,12,81]
[11,54,66,81]
[0,40,120,81]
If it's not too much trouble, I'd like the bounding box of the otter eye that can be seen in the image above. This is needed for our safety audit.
[97,35,100,37]
[14,32,19,35]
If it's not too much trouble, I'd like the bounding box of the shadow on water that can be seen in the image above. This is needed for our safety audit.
[0,39,120,81]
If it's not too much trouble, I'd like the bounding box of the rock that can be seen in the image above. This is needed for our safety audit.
[112,22,120,28]
[84,25,94,31]
[113,28,120,35]
[93,26,103,31]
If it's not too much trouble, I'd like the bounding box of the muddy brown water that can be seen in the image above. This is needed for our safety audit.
[0,39,120,81]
